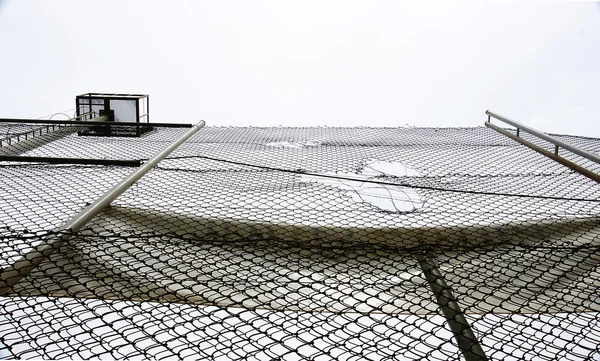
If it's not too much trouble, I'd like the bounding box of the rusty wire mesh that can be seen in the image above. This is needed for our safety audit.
[0,123,599,360]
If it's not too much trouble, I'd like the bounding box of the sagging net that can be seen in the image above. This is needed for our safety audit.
[0,123,599,360]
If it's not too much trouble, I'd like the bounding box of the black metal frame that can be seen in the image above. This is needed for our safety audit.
[76,93,151,137]
[0,119,192,128]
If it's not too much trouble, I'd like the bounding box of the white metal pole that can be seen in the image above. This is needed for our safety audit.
[0,120,206,295]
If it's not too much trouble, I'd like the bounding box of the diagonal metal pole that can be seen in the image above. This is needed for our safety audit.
[417,253,489,361]
[485,110,600,165]
[485,121,600,184]
[0,120,205,295]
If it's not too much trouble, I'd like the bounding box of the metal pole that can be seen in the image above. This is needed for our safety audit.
[486,121,600,184]
[0,120,205,295]
[87,115,110,123]
[486,110,600,165]
[0,155,141,167]
[71,111,94,120]
[417,253,489,361]
[0,118,193,128]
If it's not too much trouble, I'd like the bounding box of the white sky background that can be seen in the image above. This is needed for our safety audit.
[0,1,599,137]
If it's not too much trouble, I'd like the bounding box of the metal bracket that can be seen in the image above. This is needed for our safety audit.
[485,110,600,184]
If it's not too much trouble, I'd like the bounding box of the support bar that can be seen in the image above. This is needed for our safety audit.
[486,121,600,183]
[486,110,600,165]
[417,253,488,361]
[0,124,62,148]
[0,113,109,150]
[0,120,206,295]
[0,156,141,167]
[0,118,193,128]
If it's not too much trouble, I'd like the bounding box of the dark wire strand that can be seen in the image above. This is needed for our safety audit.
[153,155,600,202]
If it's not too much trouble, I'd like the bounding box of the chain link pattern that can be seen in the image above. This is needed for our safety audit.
[1,124,599,360]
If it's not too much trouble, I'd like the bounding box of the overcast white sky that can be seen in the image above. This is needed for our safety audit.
[0,1,599,136]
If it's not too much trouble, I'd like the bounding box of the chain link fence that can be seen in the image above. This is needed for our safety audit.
[0,124,599,360]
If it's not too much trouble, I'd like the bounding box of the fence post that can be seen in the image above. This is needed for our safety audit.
[417,252,489,361]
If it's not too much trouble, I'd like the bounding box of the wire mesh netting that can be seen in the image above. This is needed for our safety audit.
[1,123,599,360]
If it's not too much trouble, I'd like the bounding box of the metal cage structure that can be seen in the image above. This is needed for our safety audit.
[75,93,150,137]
